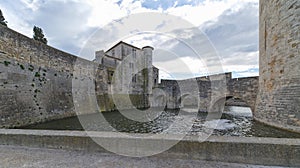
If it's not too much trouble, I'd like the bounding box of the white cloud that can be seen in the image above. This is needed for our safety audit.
[154,56,210,80]
[20,0,43,11]
[165,0,258,25]
[0,0,259,78]
[85,0,127,27]
[0,2,32,36]
[233,70,258,78]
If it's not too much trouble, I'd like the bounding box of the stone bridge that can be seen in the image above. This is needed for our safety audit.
[153,72,258,113]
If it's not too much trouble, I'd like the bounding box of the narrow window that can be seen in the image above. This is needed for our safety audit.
[132,48,136,59]
[112,49,115,57]
[129,62,134,69]
[132,75,137,83]
[121,46,125,57]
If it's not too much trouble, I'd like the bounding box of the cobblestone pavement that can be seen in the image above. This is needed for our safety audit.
[0,145,290,168]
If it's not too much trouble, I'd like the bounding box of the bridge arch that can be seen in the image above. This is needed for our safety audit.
[153,95,166,107]
[178,94,199,108]
[210,96,254,114]
[150,93,168,108]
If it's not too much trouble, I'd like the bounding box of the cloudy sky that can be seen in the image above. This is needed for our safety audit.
[0,0,259,79]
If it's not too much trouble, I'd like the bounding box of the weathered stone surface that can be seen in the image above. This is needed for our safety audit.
[156,73,258,113]
[255,0,300,132]
[0,129,299,167]
[0,25,107,128]
[0,145,280,168]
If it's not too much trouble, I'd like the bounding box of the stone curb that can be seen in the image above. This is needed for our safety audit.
[0,129,299,167]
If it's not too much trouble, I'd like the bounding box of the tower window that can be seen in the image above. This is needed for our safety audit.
[129,62,134,69]
[121,46,125,57]
[112,49,115,57]
[132,48,136,59]
[132,75,137,83]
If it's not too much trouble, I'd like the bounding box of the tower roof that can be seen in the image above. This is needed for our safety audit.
[142,46,154,50]
[105,41,141,53]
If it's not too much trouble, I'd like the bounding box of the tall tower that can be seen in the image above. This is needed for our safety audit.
[255,0,300,132]
[142,46,154,94]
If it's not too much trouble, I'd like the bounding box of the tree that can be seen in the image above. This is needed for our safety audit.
[0,9,7,26]
[33,26,48,44]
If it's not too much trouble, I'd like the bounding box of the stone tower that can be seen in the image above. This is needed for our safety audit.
[142,46,154,94]
[255,0,300,132]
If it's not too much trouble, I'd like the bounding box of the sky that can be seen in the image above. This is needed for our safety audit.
[0,0,259,79]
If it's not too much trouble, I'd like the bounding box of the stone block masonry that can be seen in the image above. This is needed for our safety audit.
[0,25,107,128]
[255,0,300,132]
[1,0,300,134]
[156,73,259,113]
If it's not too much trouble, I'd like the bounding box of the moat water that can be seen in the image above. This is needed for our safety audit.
[24,106,300,138]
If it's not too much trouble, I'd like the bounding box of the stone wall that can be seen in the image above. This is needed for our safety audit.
[227,76,259,112]
[155,73,258,113]
[0,25,107,128]
[255,0,300,132]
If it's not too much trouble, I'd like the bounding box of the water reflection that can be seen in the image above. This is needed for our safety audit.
[23,106,300,138]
